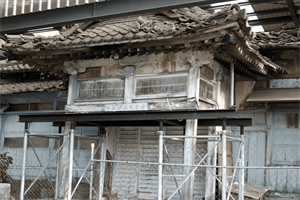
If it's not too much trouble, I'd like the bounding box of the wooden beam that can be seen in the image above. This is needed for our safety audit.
[286,0,300,28]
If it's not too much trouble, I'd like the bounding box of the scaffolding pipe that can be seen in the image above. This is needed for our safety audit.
[98,137,106,200]
[47,0,51,10]
[67,129,75,200]
[230,62,235,108]
[239,127,245,200]
[13,0,17,15]
[222,130,227,200]
[22,0,25,14]
[89,143,95,200]
[39,0,42,11]
[163,135,219,139]
[158,131,164,200]
[5,0,9,17]
[55,129,62,199]
[20,123,28,200]
[30,0,34,12]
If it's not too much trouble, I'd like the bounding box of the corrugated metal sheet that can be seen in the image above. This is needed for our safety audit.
[234,131,266,186]
[247,88,300,102]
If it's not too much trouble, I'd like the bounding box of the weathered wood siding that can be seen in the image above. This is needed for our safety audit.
[67,51,218,113]
[111,126,210,200]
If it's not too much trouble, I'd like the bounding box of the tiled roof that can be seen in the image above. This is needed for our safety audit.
[3,4,251,51]
[0,60,35,72]
[2,4,288,76]
[0,80,65,95]
[251,29,300,47]
[0,39,5,49]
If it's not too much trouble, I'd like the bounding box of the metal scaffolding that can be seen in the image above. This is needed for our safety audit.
[19,122,104,200]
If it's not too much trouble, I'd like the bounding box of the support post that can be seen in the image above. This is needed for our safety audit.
[55,126,62,199]
[67,124,75,200]
[89,143,95,200]
[58,121,71,199]
[20,122,29,200]
[67,75,78,106]
[183,119,197,200]
[239,126,245,200]
[124,66,135,104]
[230,62,235,108]
[98,134,107,200]
[222,119,227,200]
[157,130,164,200]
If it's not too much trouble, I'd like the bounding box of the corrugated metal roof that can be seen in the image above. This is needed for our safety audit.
[247,88,300,102]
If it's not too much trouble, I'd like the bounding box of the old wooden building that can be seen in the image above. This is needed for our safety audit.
[0,2,299,200]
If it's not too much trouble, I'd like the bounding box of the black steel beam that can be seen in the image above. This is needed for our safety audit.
[247,8,289,17]
[20,109,237,123]
[286,0,300,28]
[248,15,296,26]
[52,118,252,127]
[197,119,252,126]
[204,0,282,10]
[1,0,237,34]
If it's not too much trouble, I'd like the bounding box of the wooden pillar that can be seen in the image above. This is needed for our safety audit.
[124,66,135,104]
[67,75,78,106]
[183,119,198,200]
[57,121,71,199]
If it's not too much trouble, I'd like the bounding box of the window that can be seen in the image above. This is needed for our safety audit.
[78,79,125,100]
[135,74,187,97]
[199,79,215,102]
[287,114,299,128]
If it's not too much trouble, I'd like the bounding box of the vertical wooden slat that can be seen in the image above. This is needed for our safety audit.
[76,0,79,5]
[57,0,60,8]
[5,0,9,17]
[66,0,69,7]
[22,0,25,14]
[13,0,17,16]
[30,0,34,12]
